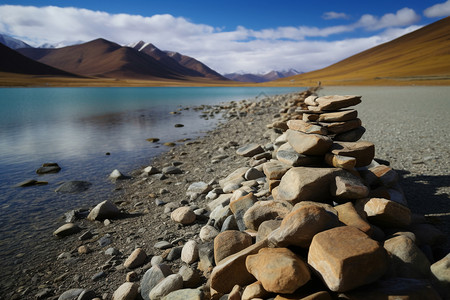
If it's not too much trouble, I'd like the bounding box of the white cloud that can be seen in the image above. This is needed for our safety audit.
[424,0,450,17]
[322,12,350,20]
[0,5,423,74]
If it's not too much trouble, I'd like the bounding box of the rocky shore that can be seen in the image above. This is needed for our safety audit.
[1,88,449,300]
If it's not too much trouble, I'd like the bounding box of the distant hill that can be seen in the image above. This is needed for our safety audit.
[225,69,301,82]
[165,50,227,80]
[0,34,32,49]
[18,38,189,80]
[274,17,450,85]
[0,42,79,77]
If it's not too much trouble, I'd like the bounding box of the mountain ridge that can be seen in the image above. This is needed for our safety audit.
[225,69,301,82]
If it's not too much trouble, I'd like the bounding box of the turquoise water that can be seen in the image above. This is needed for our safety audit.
[0,86,303,262]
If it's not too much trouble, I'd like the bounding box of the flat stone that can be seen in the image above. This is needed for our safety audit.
[53,223,81,238]
[304,95,318,106]
[243,200,292,231]
[15,179,48,187]
[171,207,196,225]
[315,95,362,111]
[181,240,199,264]
[214,230,253,264]
[368,164,399,187]
[276,142,323,167]
[162,166,182,174]
[308,226,388,292]
[287,119,327,135]
[149,274,183,300]
[55,181,91,193]
[317,109,358,122]
[262,161,291,180]
[236,144,264,157]
[162,289,203,300]
[274,167,341,204]
[210,239,269,296]
[334,126,366,142]
[57,288,84,300]
[140,264,173,300]
[334,202,372,236]
[286,129,333,155]
[154,241,172,250]
[319,118,361,134]
[209,205,232,229]
[268,205,339,248]
[331,141,375,167]
[87,200,121,221]
[324,153,356,170]
[244,168,265,180]
[112,282,138,300]
[124,248,147,269]
[331,173,369,201]
[384,235,431,279]
[246,247,311,294]
[186,182,211,195]
[358,198,411,228]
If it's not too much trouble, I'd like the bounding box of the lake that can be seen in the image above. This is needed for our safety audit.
[0,86,303,262]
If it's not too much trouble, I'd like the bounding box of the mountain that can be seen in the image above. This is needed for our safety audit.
[225,69,302,82]
[18,38,188,80]
[38,40,84,49]
[165,50,227,80]
[274,17,450,85]
[0,34,32,49]
[0,43,79,77]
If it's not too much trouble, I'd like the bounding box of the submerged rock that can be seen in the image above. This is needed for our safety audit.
[55,181,91,193]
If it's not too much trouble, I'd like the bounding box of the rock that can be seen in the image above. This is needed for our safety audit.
[330,141,375,167]
[230,193,257,231]
[210,239,269,296]
[219,167,248,189]
[163,166,183,174]
[244,168,265,180]
[257,219,281,242]
[308,226,388,292]
[334,126,366,142]
[154,241,172,250]
[178,265,203,288]
[78,245,90,254]
[274,167,340,204]
[268,205,338,248]
[36,162,61,174]
[214,230,253,264]
[324,153,356,170]
[286,129,333,155]
[358,198,411,228]
[149,274,183,300]
[330,173,369,201]
[315,95,362,111]
[87,200,121,221]
[241,281,270,300]
[170,207,196,225]
[383,235,431,279]
[15,179,48,187]
[319,118,362,134]
[78,290,96,300]
[368,164,399,187]
[431,253,450,295]
[207,193,232,211]
[55,181,91,193]
[334,202,372,236]
[276,142,323,167]
[126,271,138,282]
[146,138,160,143]
[209,205,232,228]
[187,182,211,196]
[124,248,147,269]
[143,166,160,176]
[246,247,311,294]
[236,144,264,157]
[200,225,220,242]
[221,215,239,231]
[140,264,173,300]
[243,200,292,231]
[198,242,215,274]
[304,95,318,106]
[262,161,291,180]
[57,288,84,300]
[53,223,81,238]
[98,234,112,247]
[317,109,358,122]
[286,119,327,135]
[174,123,184,127]
[409,223,447,247]
[161,289,203,300]
[181,240,199,264]
[109,169,129,180]
[112,282,138,300]
[166,246,182,261]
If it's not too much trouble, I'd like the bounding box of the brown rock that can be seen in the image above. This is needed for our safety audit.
[246,247,311,294]
[286,129,333,155]
[317,109,357,122]
[268,205,339,248]
[243,200,292,231]
[369,164,399,187]
[287,120,327,135]
[315,95,362,111]
[431,253,450,295]
[334,126,366,142]
[87,200,121,221]
[331,141,375,167]
[228,284,242,300]
[334,202,372,235]
[236,144,264,157]
[242,281,271,300]
[124,248,147,269]
[324,153,356,170]
[257,219,282,242]
[319,118,361,134]
[170,207,196,225]
[112,282,139,300]
[53,223,81,238]
[262,161,291,180]
[181,240,199,264]
[358,198,411,228]
[210,239,269,296]
[308,226,388,292]
[330,173,369,201]
[229,193,257,215]
[214,230,253,264]
[274,291,332,300]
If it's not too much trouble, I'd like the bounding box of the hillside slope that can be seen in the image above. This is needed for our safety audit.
[274,17,450,86]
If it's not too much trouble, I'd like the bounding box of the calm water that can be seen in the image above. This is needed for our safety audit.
[0,86,303,261]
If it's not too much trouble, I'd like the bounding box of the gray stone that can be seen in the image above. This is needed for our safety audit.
[331,173,369,201]
[53,223,81,238]
[149,273,183,300]
[178,265,203,288]
[236,143,264,157]
[112,282,139,300]
[187,182,211,195]
[221,215,239,231]
[15,179,48,187]
[199,225,220,242]
[334,126,366,142]
[244,168,265,180]
[140,264,173,300]
[286,129,333,155]
[57,288,84,300]
[315,95,362,111]
[36,162,61,174]
[276,142,322,167]
[162,166,182,174]
[162,289,203,300]
[87,200,121,221]
[109,169,129,180]
[55,181,91,193]
[166,246,182,261]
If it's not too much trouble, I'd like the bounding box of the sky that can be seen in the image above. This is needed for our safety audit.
[0,0,449,74]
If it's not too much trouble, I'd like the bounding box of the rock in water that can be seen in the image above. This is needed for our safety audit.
[55,181,91,193]
[36,162,61,174]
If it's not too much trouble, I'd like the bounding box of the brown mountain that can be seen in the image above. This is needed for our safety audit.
[165,51,227,80]
[274,17,450,85]
[0,43,78,77]
[18,38,183,80]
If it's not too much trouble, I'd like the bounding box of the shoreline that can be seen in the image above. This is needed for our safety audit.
[1,87,449,299]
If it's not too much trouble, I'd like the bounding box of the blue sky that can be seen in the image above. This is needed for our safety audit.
[0,0,449,73]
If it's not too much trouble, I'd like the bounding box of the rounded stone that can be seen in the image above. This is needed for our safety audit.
[170,207,196,225]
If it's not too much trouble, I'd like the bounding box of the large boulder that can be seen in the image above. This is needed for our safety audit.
[214,230,253,264]
[87,200,121,221]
